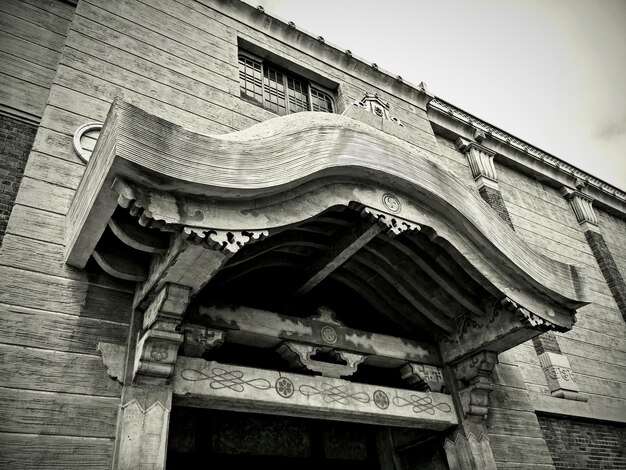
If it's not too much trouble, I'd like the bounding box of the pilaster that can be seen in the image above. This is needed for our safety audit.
[532,332,587,401]
[444,351,499,470]
[456,136,515,229]
[113,283,191,470]
[562,182,626,321]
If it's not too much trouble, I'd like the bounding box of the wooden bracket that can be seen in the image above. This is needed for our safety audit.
[133,283,190,383]
[454,351,498,420]
[400,362,445,392]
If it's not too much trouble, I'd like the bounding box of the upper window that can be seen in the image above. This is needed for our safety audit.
[238,52,335,115]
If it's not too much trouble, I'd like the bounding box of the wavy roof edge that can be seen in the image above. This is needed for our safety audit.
[242,1,625,203]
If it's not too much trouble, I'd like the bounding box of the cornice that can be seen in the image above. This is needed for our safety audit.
[428,98,626,217]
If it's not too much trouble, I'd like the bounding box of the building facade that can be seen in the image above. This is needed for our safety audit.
[1,1,626,468]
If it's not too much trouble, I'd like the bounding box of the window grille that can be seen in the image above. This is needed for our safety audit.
[238,53,334,115]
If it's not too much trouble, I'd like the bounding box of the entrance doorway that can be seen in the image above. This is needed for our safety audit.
[166,407,449,469]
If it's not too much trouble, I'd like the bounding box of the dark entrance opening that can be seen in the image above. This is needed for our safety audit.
[167,406,449,469]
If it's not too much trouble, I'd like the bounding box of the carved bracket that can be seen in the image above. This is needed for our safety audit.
[454,351,498,419]
[134,329,184,380]
[97,342,127,384]
[400,362,445,392]
[185,227,269,254]
[538,351,587,401]
[353,92,404,126]
[561,185,598,230]
[134,283,191,383]
[360,206,420,237]
[456,137,498,190]
[181,325,225,357]
[277,341,366,378]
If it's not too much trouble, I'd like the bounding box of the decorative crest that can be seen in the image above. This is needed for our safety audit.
[353,92,404,126]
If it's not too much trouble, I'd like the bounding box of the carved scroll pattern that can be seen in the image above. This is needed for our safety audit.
[184,227,269,254]
[360,206,420,237]
[180,367,452,414]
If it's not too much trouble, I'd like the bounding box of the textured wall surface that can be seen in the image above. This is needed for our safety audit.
[0,0,625,468]
[0,0,74,121]
[538,415,626,469]
[0,115,36,244]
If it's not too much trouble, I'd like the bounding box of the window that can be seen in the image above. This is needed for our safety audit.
[238,52,335,115]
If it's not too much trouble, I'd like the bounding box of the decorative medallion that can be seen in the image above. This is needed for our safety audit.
[373,390,390,410]
[150,344,169,362]
[382,192,401,214]
[321,325,338,344]
[275,377,295,398]
[353,92,404,126]
[72,122,103,163]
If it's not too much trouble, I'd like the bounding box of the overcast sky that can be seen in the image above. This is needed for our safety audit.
[249,0,626,190]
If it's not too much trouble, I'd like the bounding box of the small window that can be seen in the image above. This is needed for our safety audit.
[238,52,334,115]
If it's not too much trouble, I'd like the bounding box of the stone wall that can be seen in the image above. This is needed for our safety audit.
[537,415,626,469]
[0,115,36,244]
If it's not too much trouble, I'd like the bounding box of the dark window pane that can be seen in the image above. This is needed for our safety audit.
[238,55,263,104]
[310,87,334,113]
[287,76,309,114]
[264,66,287,115]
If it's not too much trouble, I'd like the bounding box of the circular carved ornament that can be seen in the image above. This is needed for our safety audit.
[275,377,294,399]
[150,345,168,362]
[382,193,401,214]
[321,326,338,344]
[373,390,390,410]
[73,122,103,163]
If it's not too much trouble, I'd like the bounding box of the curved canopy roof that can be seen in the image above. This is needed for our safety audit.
[65,100,589,363]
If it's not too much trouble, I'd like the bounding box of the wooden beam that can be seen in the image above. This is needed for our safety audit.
[294,221,382,296]
[199,305,442,366]
[108,217,168,254]
[383,237,486,317]
[348,255,456,334]
[133,229,230,310]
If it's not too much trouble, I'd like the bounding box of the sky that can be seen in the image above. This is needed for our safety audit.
[248,0,626,190]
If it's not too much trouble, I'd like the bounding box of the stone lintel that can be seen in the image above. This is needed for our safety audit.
[173,356,457,430]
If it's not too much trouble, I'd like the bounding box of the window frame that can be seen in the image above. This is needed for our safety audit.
[238,50,335,115]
